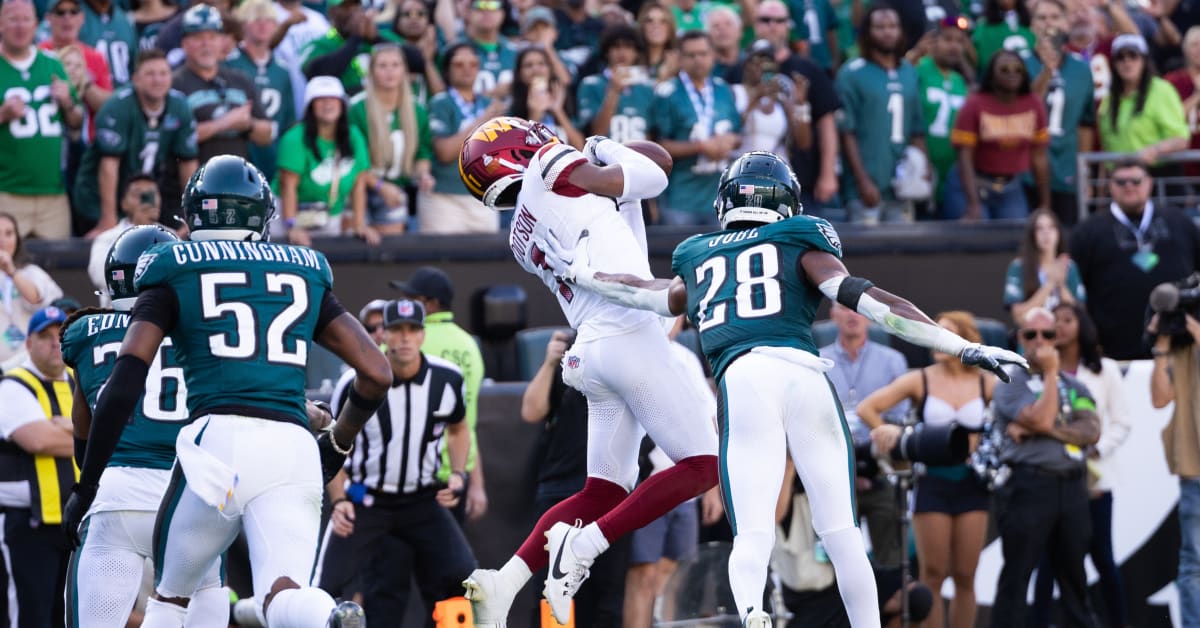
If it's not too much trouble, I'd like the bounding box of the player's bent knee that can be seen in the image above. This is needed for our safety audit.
[678,455,719,492]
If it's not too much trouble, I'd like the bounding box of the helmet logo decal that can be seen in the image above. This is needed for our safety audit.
[202,198,218,210]
[482,154,494,166]
[469,117,520,143]
[738,184,755,194]
[110,269,125,283]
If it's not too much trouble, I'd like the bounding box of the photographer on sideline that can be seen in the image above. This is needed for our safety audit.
[990,307,1101,628]
[1149,308,1200,626]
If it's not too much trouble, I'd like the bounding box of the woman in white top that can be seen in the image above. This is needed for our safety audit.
[0,212,63,367]
[1031,302,1131,627]
[858,310,996,628]
[732,43,811,159]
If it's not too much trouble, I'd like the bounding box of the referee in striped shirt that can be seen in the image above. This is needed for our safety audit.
[316,298,477,623]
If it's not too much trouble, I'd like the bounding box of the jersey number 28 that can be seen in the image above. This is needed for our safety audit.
[694,244,783,331]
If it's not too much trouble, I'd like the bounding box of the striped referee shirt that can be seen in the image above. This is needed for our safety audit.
[331,354,466,495]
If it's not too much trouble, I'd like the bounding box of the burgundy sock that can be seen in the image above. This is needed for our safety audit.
[595,454,718,542]
[514,477,628,570]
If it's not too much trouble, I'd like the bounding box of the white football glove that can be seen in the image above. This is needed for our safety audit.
[582,136,612,165]
[959,344,1029,384]
[534,229,592,284]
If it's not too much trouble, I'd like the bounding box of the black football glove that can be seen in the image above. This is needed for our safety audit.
[63,483,98,548]
[959,343,1029,384]
[317,431,353,484]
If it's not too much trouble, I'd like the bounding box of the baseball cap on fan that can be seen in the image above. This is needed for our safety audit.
[382,299,426,328]
[182,4,223,35]
[27,306,67,336]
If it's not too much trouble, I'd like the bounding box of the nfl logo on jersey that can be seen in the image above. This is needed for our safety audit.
[567,356,580,369]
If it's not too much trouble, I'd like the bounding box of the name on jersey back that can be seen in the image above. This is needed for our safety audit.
[168,241,322,270]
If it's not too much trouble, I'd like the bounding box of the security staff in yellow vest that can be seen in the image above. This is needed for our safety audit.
[0,306,76,628]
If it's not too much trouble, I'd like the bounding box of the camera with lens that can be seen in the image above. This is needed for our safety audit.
[1148,273,1200,346]
[853,422,970,477]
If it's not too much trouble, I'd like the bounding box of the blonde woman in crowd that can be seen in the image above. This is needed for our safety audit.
[858,311,995,628]
[351,43,435,235]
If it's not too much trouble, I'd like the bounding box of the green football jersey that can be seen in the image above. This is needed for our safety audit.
[835,58,922,202]
[671,216,843,380]
[79,3,138,85]
[273,123,369,217]
[300,29,373,96]
[0,50,72,195]
[789,0,839,70]
[575,72,654,141]
[651,75,741,214]
[347,92,434,185]
[223,49,296,182]
[428,89,492,195]
[972,20,1034,74]
[468,38,517,96]
[61,312,188,470]
[73,87,198,222]
[1022,51,1095,192]
[915,57,967,199]
[134,240,335,427]
[135,16,170,53]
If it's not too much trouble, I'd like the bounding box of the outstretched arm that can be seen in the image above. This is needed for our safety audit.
[534,230,687,316]
[800,251,1028,381]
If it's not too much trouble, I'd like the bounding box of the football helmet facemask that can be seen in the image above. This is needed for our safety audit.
[105,225,180,311]
[182,155,275,241]
[713,151,803,228]
[459,116,560,211]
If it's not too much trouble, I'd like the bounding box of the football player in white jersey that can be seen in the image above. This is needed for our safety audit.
[456,117,719,626]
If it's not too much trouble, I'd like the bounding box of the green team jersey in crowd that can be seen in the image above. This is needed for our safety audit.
[73,87,197,222]
[223,48,296,182]
[273,123,369,217]
[79,3,138,85]
[467,37,517,96]
[0,49,73,195]
[671,216,843,380]
[790,0,839,70]
[428,89,492,195]
[575,72,655,141]
[300,29,379,96]
[835,57,922,202]
[915,56,967,198]
[652,75,741,213]
[1022,51,1094,192]
[347,92,433,185]
[135,16,171,52]
[61,312,187,470]
[134,240,335,427]
[972,19,1034,74]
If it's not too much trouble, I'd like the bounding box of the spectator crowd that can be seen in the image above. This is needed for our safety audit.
[2,0,1200,624]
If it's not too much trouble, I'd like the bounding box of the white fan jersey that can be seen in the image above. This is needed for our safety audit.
[509,142,661,340]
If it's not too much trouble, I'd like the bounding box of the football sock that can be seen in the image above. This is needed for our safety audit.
[570,523,609,564]
[594,454,717,543]
[497,557,533,591]
[264,587,338,628]
[727,527,774,621]
[185,586,231,627]
[141,598,187,628]
[230,597,264,626]
[823,526,882,628]
[514,477,627,570]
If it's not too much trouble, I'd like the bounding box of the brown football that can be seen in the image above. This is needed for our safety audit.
[625,140,673,176]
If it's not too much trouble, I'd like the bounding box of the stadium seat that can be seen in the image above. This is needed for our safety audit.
[515,326,571,381]
[975,317,1012,350]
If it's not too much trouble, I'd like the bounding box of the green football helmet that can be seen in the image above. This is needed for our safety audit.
[105,225,180,311]
[182,155,274,241]
[713,151,803,228]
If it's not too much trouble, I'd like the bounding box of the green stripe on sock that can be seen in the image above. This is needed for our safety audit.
[717,377,737,536]
[824,375,858,521]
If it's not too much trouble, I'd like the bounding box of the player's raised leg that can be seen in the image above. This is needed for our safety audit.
[784,369,880,628]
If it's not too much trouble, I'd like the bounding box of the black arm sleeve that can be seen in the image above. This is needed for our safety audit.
[130,285,180,332]
[314,291,349,339]
[304,36,365,80]
[79,355,151,487]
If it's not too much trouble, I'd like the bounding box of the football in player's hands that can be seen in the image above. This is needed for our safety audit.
[625,140,673,176]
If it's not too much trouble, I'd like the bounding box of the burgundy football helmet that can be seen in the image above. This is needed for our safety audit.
[459,116,561,210]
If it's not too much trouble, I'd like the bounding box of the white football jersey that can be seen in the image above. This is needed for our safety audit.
[509,142,660,340]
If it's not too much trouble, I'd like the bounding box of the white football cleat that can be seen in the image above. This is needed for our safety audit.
[463,569,513,628]
[743,609,771,628]
[543,521,592,624]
